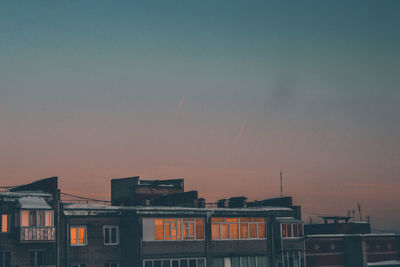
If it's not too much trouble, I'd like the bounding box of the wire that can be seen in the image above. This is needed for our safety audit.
[61,192,111,203]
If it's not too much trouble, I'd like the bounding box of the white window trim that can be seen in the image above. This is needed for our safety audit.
[281,223,304,239]
[70,225,87,246]
[103,225,120,245]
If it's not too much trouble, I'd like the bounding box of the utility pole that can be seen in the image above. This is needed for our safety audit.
[280,170,283,198]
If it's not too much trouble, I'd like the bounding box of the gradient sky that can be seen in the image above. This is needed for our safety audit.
[1,1,399,231]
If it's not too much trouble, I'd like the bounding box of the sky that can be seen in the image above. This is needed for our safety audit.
[1,1,399,231]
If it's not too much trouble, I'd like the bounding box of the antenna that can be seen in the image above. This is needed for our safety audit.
[358,203,362,221]
[280,170,283,198]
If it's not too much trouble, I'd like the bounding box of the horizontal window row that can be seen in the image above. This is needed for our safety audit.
[144,258,205,267]
[211,218,266,240]
[18,210,54,227]
[281,224,303,238]
[155,218,204,241]
[212,256,269,267]
[72,263,119,267]
[70,225,119,246]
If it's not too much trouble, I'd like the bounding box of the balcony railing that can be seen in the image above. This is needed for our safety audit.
[20,227,56,242]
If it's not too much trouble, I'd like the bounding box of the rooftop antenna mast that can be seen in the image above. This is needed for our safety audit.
[280,170,283,198]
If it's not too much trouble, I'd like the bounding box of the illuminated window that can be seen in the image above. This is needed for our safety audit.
[70,226,87,246]
[211,218,266,240]
[1,214,8,233]
[153,218,205,241]
[20,210,54,227]
[0,251,11,267]
[104,225,119,245]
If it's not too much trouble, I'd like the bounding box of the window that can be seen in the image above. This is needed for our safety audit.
[211,218,266,240]
[144,258,205,267]
[1,215,8,233]
[20,210,54,227]
[154,218,204,241]
[71,264,86,267]
[281,224,303,238]
[70,226,87,246]
[104,225,119,245]
[0,252,11,267]
[29,251,45,267]
[105,263,119,267]
[212,256,268,267]
[282,251,304,267]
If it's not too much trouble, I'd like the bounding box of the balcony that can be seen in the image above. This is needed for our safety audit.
[20,227,56,242]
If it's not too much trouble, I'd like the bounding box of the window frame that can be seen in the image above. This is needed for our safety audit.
[154,218,205,241]
[1,214,9,233]
[103,225,120,245]
[0,251,11,267]
[211,217,266,240]
[143,258,206,267]
[280,223,304,238]
[20,210,54,227]
[70,225,87,246]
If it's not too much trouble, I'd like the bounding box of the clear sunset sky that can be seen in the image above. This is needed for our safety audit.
[1,1,399,231]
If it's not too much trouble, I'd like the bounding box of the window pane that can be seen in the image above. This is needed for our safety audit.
[293,224,298,237]
[29,210,36,226]
[154,260,161,267]
[78,227,85,244]
[195,219,204,239]
[105,228,110,243]
[220,224,229,239]
[211,218,224,222]
[145,261,153,267]
[298,225,303,236]
[21,210,29,227]
[189,259,196,267]
[111,227,117,243]
[198,259,205,267]
[177,219,181,240]
[241,257,248,267]
[163,260,171,267]
[71,227,77,244]
[225,218,238,222]
[257,256,268,267]
[172,260,179,267]
[45,210,53,226]
[155,219,164,240]
[180,260,188,267]
[230,223,239,239]
[212,223,220,239]
[258,223,266,238]
[281,224,287,237]
[287,224,292,237]
[232,257,240,267]
[1,214,7,232]
[212,258,224,267]
[249,224,257,238]
[240,223,248,239]
[249,257,256,267]
[37,210,45,226]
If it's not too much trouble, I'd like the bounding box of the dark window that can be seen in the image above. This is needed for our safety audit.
[29,251,45,267]
[0,252,11,267]
[172,260,179,267]
[154,260,161,267]
[104,225,119,245]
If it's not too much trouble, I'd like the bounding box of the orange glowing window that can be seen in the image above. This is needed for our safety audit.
[155,219,164,240]
[239,217,252,222]
[211,218,224,222]
[240,223,249,238]
[1,214,8,233]
[70,226,86,245]
[249,224,257,238]
[195,219,204,239]
[225,218,238,222]
[258,223,266,238]
[230,223,239,239]
[252,218,265,222]
[211,223,220,239]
